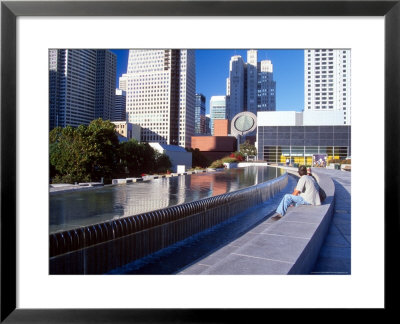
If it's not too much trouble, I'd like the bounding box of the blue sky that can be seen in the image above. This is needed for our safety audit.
[110,49,304,114]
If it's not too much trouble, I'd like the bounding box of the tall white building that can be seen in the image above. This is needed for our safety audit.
[210,96,227,135]
[125,49,196,148]
[118,73,129,91]
[304,49,351,125]
[226,50,276,122]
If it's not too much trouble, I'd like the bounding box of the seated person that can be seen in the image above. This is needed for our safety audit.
[274,165,321,218]
[307,167,320,190]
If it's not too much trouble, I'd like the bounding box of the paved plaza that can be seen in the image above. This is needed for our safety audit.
[310,169,351,274]
[179,168,351,275]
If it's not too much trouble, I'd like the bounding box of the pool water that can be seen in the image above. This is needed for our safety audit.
[50,166,284,233]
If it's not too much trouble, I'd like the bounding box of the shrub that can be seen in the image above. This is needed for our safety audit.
[51,174,91,184]
[231,151,245,161]
[221,157,238,163]
[226,152,245,162]
[209,160,224,169]
[188,166,205,172]
[239,140,257,157]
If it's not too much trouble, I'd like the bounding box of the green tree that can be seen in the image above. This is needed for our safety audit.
[85,119,120,181]
[49,119,119,183]
[154,152,172,173]
[118,139,140,176]
[118,140,159,176]
[50,125,91,183]
[239,140,257,157]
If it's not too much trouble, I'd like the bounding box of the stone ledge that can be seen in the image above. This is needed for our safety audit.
[181,168,335,275]
[259,168,335,274]
[111,170,209,185]
[50,182,105,194]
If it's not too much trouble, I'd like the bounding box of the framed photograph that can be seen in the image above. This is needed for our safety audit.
[1,0,398,321]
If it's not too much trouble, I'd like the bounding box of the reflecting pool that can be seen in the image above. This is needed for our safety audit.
[50,166,284,233]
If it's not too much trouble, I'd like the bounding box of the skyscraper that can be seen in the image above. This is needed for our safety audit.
[95,50,117,121]
[304,49,351,125]
[210,96,227,135]
[258,60,276,112]
[113,89,126,121]
[246,50,258,114]
[119,73,128,92]
[125,49,196,148]
[49,49,116,130]
[226,55,245,121]
[195,93,206,134]
[226,50,276,122]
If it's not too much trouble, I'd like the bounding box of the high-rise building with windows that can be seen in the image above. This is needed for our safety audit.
[49,49,116,130]
[95,50,117,121]
[258,59,276,112]
[246,50,258,114]
[226,50,276,122]
[195,93,206,134]
[49,49,61,129]
[125,49,196,148]
[113,89,126,121]
[119,73,128,92]
[304,49,351,125]
[226,55,245,121]
[210,96,227,135]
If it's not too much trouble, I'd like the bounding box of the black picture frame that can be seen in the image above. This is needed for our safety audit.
[1,0,398,321]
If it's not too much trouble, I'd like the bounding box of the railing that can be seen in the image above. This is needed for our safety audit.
[50,172,288,274]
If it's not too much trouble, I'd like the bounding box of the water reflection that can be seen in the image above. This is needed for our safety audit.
[50,166,284,233]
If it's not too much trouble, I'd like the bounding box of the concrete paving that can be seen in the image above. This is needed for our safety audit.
[310,168,351,275]
[178,167,351,275]
[178,175,299,275]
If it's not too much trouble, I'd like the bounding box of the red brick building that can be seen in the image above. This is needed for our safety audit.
[213,119,229,136]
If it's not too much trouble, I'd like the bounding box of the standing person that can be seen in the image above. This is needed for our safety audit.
[273,165,321,218]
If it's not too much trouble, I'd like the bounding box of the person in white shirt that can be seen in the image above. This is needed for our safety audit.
[274,165,321,218]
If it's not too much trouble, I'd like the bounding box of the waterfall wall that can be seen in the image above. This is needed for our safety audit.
[50,172,288,274]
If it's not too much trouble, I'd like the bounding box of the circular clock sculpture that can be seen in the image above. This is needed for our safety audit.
[231,111,257,137]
